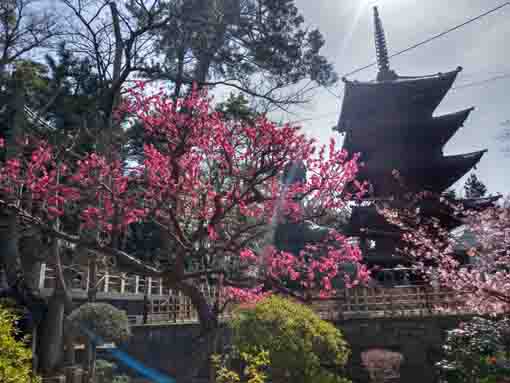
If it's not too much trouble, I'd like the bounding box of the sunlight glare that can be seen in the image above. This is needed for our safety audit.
[336,1,372,62]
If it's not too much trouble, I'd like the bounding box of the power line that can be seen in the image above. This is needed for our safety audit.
[342,1,510,78]
[452,73,510,90]
[290,112,339,124]
[324,86,342,99]
[306,71,510,126]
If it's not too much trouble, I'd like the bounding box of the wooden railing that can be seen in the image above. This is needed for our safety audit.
[40,264,174,296]
[311,285,465,320]
[40,264,467,323]
[126,285,466,325]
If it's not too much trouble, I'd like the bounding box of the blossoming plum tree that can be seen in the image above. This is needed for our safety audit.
[0,84,369,333]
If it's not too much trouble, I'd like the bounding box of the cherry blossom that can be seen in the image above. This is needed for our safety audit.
[381,195,510,314]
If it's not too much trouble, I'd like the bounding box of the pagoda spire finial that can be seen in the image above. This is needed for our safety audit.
[373,6,397,81]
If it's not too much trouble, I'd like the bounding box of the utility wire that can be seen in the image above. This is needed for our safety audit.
[452,73,510,90]
[290,112,339,124]
[324,86,342,99]
[307,71,510,125]
[342,1,510,78]
[313,2,510,125]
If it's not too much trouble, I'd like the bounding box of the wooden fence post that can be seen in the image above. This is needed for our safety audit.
[39,263,47,289]
[104,271,109,293]
[120,273,126,294]
[85,266,90,292]
[135,276,140,295]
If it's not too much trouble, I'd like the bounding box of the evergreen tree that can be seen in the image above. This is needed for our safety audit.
[149,0,337,108]
[443,189,457,201]
[464,173,487,199]
[216,93,259,122]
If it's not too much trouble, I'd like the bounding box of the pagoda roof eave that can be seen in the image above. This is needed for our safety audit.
[425,149,487,191]
[432,107,474,147]
[340,107,475,151]
[336,67,462,133]
[341,67,462,85]
[356,149,487,195]
[441,149,487,166]
[460,194,502,209]
[434,106,475,122]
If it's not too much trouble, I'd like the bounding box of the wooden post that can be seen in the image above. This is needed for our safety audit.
[104,271,109,293]
[85,266,90,292]
[39,263,47,289]
[120,273,126,294]
[344,289,350,313]
[63,366,77,383]
[172,293,177,323]
[147,277,152,296]
[159,278,163,296]
[135,276,140,295]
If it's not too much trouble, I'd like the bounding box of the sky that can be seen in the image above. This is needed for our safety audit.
[283,0,510,196]
[36,0,510,195]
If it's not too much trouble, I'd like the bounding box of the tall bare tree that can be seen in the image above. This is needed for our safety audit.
[58,0,171,131]
[0,0,60,76]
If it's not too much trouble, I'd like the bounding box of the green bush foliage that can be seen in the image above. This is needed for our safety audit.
[228,295,351,383]
[212,349,269,383]
[66,303,131,344]
[437,317,510,383]
[0,304,40,383]
[95,359,131,383]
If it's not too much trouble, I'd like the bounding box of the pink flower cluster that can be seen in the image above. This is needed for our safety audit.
[0,83,369,303]
[382,197,510,315]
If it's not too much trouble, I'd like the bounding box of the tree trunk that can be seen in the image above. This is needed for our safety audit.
[0,72,25,286]
[37,287,66,373]
[85,257,98,382]
[37,233,71,375]
[174,326,221,383]
[87,344,97,383]
[31,326,39,374]
[88,258,98,302]
[170,280,222,382]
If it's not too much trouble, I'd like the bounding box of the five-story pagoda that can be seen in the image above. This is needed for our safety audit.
[336,7,492,270]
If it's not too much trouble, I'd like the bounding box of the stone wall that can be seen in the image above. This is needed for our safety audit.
[339,315,470,383]
[114,324,228,382]
[115,315,470,383]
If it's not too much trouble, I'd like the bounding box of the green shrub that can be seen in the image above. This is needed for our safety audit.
[212,350,269,383]
[0,304,40,383]
[95,359,131,383]
[227,295,351,383]
[437,317,510,383]
[66,303,131,344]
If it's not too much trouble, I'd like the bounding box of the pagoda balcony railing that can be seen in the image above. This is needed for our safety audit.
[39,264,469,324]
[371,267,426,287]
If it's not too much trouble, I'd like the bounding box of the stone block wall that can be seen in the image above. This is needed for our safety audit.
[113,315,470,383]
